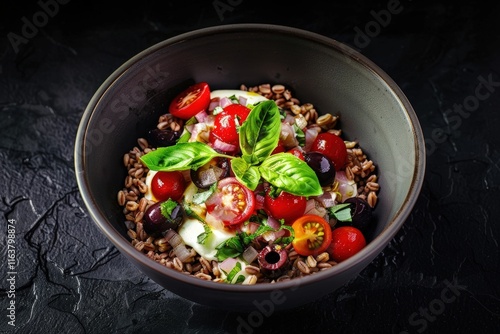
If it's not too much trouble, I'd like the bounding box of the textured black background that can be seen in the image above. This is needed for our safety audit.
[1,0,500,333]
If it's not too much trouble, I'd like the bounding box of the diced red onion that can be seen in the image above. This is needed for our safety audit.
[208,98,220,112]
[304,199,328,218]
[238,96,247,106]
[173,244,192,263]
[195,110,209,123]
[212,138,237,153]
[284,114,296,125]
[265,216,281,230]
[219,97,232,108]
[304,127,321,151]
[315,191,337,208]
[219,257,238,273]
[164,229,183,247]
[242,246,259,264]
[280,123,298,148]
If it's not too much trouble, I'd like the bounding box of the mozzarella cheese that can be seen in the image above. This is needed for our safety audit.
[210,89,268,106]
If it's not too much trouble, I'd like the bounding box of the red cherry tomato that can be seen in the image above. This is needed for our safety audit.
[286,147,305,160]
[271,140,286,155]
[264,189,306,225]
[205,177,256,227]
[327,226,366,262]
[169,82,211,119]
[210,104,251,147]
[291,215,332,256]
[151,171,187,202]
[310,132,347,171]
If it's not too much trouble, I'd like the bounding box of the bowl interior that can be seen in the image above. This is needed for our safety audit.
[75,24,425,308]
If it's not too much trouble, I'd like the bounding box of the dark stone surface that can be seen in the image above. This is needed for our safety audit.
[1,0,499,333]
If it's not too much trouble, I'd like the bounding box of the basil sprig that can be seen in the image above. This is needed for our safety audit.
[140,100,322,197]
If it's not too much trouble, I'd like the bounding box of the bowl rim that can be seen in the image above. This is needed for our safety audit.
[74,23,426,294]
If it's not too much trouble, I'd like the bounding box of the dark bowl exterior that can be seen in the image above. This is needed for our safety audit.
[75,24,425,310]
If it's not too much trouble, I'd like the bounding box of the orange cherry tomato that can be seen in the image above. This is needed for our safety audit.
[291,215,332,256]
[169,82,211,119]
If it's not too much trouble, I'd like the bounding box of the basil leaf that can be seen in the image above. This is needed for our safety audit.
[192,183,217,205]
[197,224,212,244]
[239,100,281,165]
[226,262,242,282]
[259,153,323,197]
[140,142,229,171]
[274,224,295,245]
[215,235,245,261]
[328,203,353,222]
[160,199,178,219]
[231,157,261,191]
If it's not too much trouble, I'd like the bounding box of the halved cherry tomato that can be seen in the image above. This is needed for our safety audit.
[264,189,306,225]
[291,215,332,256]
[151,171,186,202]
[210,104,251,147]
[169,82,211,119]
[310,132,347,171]
[286,147,305,160]
[327,226,366,262]
[205,177,255,227]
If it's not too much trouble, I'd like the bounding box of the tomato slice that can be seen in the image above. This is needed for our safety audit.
[264,189,306,225]
[205,177,256,227]
[169,82,211,119]
[151,171,187,202]
[210,104,251,147]
[310,132,347,171]
[291,215,332,256]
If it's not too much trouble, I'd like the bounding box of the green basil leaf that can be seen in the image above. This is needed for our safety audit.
[160,199,178,219]
[215,235,245,261]
[231,157,261,191]
[197,224,212,244]
[226,262,242,282]
[239,100,281,164]
[259,153,323,197]
[328,203,353,222]
[140,142,230,171]
[192,183,217,205]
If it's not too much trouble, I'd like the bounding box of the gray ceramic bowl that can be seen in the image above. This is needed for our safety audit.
[75,23,425,311]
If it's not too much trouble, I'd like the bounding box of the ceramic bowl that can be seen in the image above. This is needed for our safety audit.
[74,23,425,311]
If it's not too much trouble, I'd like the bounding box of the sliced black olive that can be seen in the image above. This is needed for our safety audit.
[304,151,336,186]
[190,157,230,189]
[143,200,184,235]
[148,128,181,147]
[341,197,373,232]
[258,245,290,279]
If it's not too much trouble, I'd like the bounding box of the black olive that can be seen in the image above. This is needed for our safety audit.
[143,200,184,235]
[258,245,290,279]
[190,157,230,189]
[341,197,373,232]
[148,128,181,147]
[304,151,336,186]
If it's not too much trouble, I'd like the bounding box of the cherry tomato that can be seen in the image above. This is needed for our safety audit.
[327,226,366,262]
[169,82,211,119]
[151,171,187,202]
[271,140,286,155]
[291,215,332,256]
[264,189,306,225]
[205,177,256,227]
[287,147,305,160]
[310,132,347,171]
[210,104,251,147]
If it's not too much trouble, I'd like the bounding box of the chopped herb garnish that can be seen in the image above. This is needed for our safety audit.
[327,203,353,222]
[197,224,212,244]
[160,199,179,219]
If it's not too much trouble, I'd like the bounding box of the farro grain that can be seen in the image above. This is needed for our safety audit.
[244,265,260,275]
[317,262,333,269]
[316,252,330,263]
[367,191,378,208]
[195,272,213,280]
[173,257,184,271]
[306,255,317,268]
[271,84,285,94]
[126,201,139,212]
[117,190,126,206]
[134,211,144,223]
[244,275,258,285]
[200,257,212,273]
[127,229,137,239]
[297,260,310,274]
